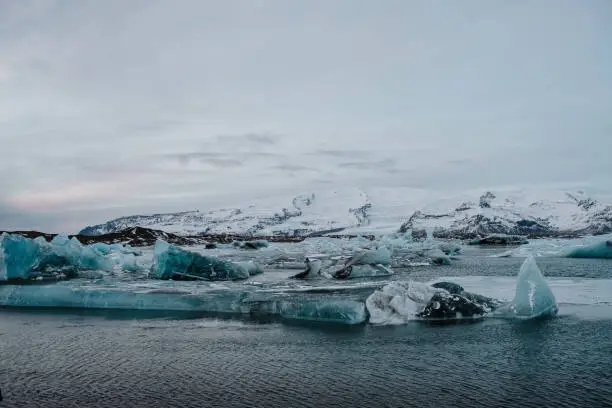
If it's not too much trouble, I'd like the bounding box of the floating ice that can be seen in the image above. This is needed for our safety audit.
[347,246,391,266]
[425,248,451,265]
[0,233,121,281]
[438,242,462,256]
[290,258,323,279]
[565,240,612,259]
[502,256,558,319]
[341,264,394,279]
[366,281,438,324]
[0,282,367,325]
[150,240,251,281]
[241,240,270,250]
[278,300,367,324]
[366,279,504,324]
[234,261,264,276]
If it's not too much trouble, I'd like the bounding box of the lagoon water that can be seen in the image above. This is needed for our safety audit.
[1,249,611,407]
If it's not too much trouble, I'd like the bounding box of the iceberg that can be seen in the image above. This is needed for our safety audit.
[425,248,451,265]
[503,256,558,319]
[234,261,264,276]
[347,246,391,266]
[339,264,393,279]
[565,240,612,259]
[0,233,42,280]
[366,281,434,325]
[150,240,251,281]
[0,233,121,281]
[241,240,270,250]
[290,258,323,279]
[278,300,367,325]
[438,242,462,256]
[0,282,367,325]
[332,246,393,279]
[366,280,503,324]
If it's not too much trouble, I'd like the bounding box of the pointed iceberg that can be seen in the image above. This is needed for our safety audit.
[506,256,557,319]
[150,240,251,281]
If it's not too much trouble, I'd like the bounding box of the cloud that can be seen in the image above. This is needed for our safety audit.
[216,132,280,146]
[272,164,319,172]
[338,159,396,171]
[310,149,371,158]
[0,1,611,232]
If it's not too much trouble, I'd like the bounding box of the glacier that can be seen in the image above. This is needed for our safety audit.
[150,240,255,281]
[565,240,612,259]
[500,256,558,319]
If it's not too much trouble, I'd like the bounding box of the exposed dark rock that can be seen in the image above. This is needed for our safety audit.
[349,202,372,226]
[479,192,496,208]
[418,293,487,319]
[431,282,464,294]
[1,227,308,248]
[418,283,503,320]
[468,235,528,246]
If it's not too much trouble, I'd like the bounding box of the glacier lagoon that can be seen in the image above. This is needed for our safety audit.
[1,233,611,324]
[1,234,612,407]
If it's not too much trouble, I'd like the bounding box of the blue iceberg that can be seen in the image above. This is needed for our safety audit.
[348,246,392,266]
[0,233,137,281]
[278,300,367,325]
[150,240,252,281]
[0,282,366,325]
[234,261,264,276]
[565,240,612,259]
[505,256,558,319]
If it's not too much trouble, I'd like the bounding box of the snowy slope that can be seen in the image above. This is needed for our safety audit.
[79,187,612,238]
[80,188,373,237]
[400,189,612,238]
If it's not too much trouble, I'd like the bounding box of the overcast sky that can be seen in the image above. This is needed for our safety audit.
[1,0,611,232]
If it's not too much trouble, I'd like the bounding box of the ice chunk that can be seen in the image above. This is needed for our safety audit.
[426,248,451,265]
[241,240,269,250]
[234,261,264,276]
[565,240,612,259]
[0,233,124,281]
[438,242,462,256]
[339,264,394,279]
[0,234,41,280]
[290,258,323,279]
[505,256,557,319]
[150,240,251,281]
[279,299,367,325]
[366,280,503,324]
[366,281,439,324]
[347,246,391,266]
[0,283,367,325]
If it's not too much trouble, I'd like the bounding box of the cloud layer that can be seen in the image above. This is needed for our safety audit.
[1,0,611,232]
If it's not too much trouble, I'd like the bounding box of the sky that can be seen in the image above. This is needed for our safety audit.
[1,0,611,232]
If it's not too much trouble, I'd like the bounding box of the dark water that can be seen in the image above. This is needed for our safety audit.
[1,251,612,408]
[1,309,612,408]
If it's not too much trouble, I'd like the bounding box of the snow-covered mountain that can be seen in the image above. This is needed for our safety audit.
[79,187,612,239]
[400,190,612,239]
[79,189,373,237]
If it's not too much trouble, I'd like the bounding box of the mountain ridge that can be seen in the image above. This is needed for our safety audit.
[78,188,612,239]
